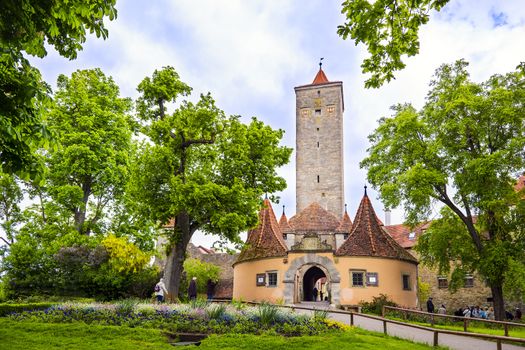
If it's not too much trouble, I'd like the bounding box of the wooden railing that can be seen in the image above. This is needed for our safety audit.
[214,300,525,349]
[382,305,525,337]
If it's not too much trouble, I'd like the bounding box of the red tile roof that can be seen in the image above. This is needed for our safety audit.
[335,193,417,263]
[279,211,293,233]
[312,68,329,85]
[235,199,287,264]
[335,209,353,233]
[288,202,340,231]
[384,222,431,249]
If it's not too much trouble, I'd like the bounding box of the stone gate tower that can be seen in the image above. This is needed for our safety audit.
[295,67,344,217]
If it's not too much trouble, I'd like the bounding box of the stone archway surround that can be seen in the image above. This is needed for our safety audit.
[283,254,341,305]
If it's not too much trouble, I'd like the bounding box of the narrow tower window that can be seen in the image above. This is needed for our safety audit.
[315,109,321,116]
[317,141,319,148]
[316,128,319,131]
[317,175,320,183]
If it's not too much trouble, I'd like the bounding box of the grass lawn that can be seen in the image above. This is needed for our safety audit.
[385,315,525,339]
[0,318,444,350]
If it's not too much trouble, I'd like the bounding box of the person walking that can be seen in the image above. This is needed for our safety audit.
[188,276,198,300]
[312,287,318,301]
[426,297,435,313]
[321,282,328,301]
[154,278,168,304]
[206,279,216,300]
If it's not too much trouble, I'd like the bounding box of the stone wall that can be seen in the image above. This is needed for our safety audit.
[295,82,345,218]
[411,247,493,312]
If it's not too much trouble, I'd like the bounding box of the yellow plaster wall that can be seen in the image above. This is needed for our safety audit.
[336,256,418,307]
[233,254,418,307]
[233,258,288,302]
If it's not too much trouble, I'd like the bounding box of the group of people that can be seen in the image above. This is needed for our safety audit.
[312,283,329,302]
[453,305,495,320]
[427,297,522,321]
[153,277,216,303]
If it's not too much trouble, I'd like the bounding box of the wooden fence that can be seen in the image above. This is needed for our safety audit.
[213,300,525,349]
[383,305,525,337]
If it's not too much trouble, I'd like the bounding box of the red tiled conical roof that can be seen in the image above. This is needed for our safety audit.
[235,199,287,264]
[312,68,329,85]
[278,206,293,233]
[336,206,353,233]
[288,202,340,231]
[335,192,417,263]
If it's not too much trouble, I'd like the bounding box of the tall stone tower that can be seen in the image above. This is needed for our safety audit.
[295,67,344,217]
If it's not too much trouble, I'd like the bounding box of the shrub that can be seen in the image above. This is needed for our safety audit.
[115,299,139,316]
[206,304,227,320]
[183,258,220,294]
[0,303,57,317]
[257,303,279,326]
[359,294,397,315]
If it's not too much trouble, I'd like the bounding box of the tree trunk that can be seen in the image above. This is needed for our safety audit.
[491,283,506,321]
[74,179,92,234]
[163,211,192,301]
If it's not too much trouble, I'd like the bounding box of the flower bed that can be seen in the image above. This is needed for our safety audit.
[8,301,348,336]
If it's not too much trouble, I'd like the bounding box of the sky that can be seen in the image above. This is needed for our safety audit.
[28,0,525,248]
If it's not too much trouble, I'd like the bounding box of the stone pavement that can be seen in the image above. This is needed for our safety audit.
[290,303,524,350]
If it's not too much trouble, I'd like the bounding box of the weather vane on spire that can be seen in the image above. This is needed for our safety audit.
[319,57,324,69]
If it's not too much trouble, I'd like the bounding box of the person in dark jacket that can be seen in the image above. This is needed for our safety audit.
[206,279,216,300]
[188,276,197,300]
[426,297,435,313]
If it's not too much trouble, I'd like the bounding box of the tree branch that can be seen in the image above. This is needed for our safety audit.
[434,184,483,252]
[0,236,11,246]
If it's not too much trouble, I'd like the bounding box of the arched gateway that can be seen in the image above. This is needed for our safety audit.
[283,254,340,305]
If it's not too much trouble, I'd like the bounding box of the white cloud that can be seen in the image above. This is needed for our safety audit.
[22,0,525,248]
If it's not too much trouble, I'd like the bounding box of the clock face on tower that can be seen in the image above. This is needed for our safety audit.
[314,98,322,108]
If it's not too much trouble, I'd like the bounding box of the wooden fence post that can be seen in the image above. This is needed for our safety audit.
[504,324,508,337]
[350,313,354,326]
[433,331,439,347]
[497,339,502,350]
[382,306,385,317]
[430,314,435,327]
[463,318,468,332]
[383,320,387,335]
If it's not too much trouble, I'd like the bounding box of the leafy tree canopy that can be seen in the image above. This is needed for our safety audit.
[0,0,117,179]
[338,0,449,88]
[130,67,292,297]
[361,60,525,319]
[46,68,133,235]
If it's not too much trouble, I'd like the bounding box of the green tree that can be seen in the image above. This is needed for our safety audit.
[0,0,117,179]
[130,67,292,298]
[338,0,449,88]
[361,60,525,320]
[46,69,133,234]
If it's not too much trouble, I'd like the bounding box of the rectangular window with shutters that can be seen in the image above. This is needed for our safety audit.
[267,271,278,287]
[402,274,411,290]
[464,275,474,288]
[437,277,448,289]
[351,270,365,287]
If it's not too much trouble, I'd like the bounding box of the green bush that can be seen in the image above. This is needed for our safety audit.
[183,258,220,293]
[0,303,57,317]
[359,294,397,315]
